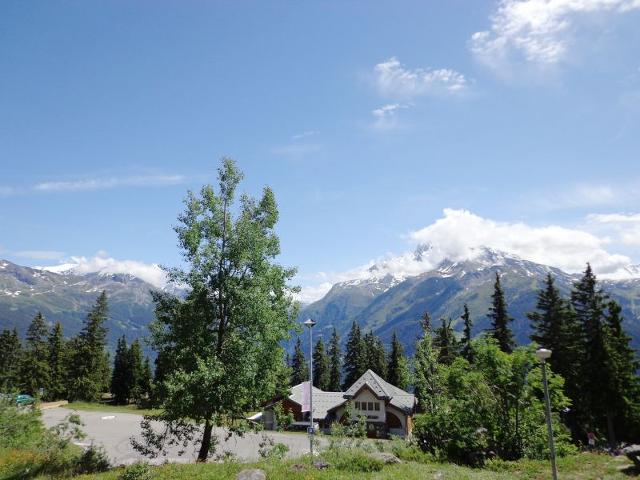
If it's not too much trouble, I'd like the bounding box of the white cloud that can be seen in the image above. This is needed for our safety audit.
[34,174,187,192]
[588,212,640,245]
[373,57,467,98]
[292,131,319,140]
[38,251,168,289]
[471,0,640,71]
[14,250,66,260]
[299,208,638,303]
[371,103,410,130]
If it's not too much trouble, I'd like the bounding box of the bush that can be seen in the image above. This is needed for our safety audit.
[119,462,153,480]
[390,438,436,464]
[76,444,111,474]
[327,449,385,473]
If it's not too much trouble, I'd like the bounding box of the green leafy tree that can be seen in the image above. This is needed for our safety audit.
[386,331,409,390]
[460,304,473,362]
[0,329,21,391]
[487,272,515,353]
[47,322,67,400]
[110,336,130,404]
[20,312,50,396]
[363,331,387,379]
[312,338,330,390]
[66,292,111,402]
[413,311,442,413]
[434,317,459,365]
[290,337,308,385]
[343,321,365,389]
[136,159,298,462]
[327,328,342,391]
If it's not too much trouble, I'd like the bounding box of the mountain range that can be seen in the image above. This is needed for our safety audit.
[1,248,640,355]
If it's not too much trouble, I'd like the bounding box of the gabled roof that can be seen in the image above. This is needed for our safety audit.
[344,369,416,414]
[287,382,346,420]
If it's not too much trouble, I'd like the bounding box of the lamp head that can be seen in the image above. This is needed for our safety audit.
[303,318,316,329]
[535,348,552,361]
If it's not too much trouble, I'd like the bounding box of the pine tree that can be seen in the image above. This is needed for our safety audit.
[363,331,387,379]
[312,338,330,390]
[0,328,22,391]
[387,331,409,390]
[111,336,130,404]
[20,312,50,396]
[47,322,67,400]
[413,311,442,413]
[327,328,341,391]
[128,339,144,403]
[290,337,308,385]
[487,272,515,353]
[139,357,154,401]
[434,317,459,365]
[67,291,111,402]
[460,304,474,362]
[343,321,365,389]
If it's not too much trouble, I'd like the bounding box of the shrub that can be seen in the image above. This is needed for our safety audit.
[119,462,153,480]
[76,444,111,474]
[390,438,435,464]
[257,434,289,459]
[327,449,385,472]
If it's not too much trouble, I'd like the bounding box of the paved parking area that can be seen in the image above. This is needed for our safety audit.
[42,407,322,466]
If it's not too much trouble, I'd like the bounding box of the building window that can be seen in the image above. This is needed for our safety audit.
[368,402,374,411]
[355,402,360,410]
[361,402,367,411]
[374,403,380,411]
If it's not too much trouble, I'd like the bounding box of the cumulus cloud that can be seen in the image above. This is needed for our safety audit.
[471,0,640,70]
[299,208,638,303]
[38,251,168,289]
[588,212,640,245]
[373,57,467,98]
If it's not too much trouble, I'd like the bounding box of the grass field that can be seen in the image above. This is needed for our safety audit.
[65,401,161,417]
[63,451,635,480]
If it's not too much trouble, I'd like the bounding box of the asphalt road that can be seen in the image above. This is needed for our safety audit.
[42,407,322,466]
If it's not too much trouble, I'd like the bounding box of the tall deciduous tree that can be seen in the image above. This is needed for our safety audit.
[327,328,341,391]
[413,311,442,413]
[20,312,50,396]
[387,331,409,390]
[487,273,515,353]
[0,329,21,391]
[47,322,67,401]
[343,321,365,389]
[312,338,330,390]
[67,291,111,402]
[460,304,474,362]
[290,337,308,385]
[137,159,298,462]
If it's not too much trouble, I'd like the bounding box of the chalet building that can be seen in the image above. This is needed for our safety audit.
[262,369,416,438]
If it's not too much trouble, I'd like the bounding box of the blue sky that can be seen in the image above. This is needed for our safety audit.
[1,1,639,301]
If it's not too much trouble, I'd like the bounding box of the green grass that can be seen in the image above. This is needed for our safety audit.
[59,452,635,480]
[65,402,161,417]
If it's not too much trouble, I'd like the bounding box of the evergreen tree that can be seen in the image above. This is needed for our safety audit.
[0,328,22,391]
[413,311,442,413]
[67,291,111,402]
[387,331,409,390]
[487,272,515,353]
[363,331,387,379]
[460,304,474,362]
[20,312,50,396]
[47,322,67,400]
[290,337,308,385]
[128,339,145,403]
[327,328,341,391]
[434,317,459,365]
[139,357,154,401]
[343,321,365,389]
[111,336,130,404]
[312,338,330,390]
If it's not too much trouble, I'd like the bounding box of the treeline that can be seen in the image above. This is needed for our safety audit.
[0,291,153,405]
[292,264,639,458]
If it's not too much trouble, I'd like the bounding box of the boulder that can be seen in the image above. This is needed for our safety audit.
[313,460,330,470]
[236,469,266,480]
[623,445,640,468]
[370,452,401,464]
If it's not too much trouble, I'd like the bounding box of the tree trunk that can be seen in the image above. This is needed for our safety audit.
[606,410,617,448]
[197,418,214,462]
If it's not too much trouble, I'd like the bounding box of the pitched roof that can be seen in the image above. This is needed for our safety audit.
[344,369,416,414]
[288,382,346,420]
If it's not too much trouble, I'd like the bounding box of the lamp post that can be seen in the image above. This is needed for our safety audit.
[536,348,558,480]
[303,318,316,458]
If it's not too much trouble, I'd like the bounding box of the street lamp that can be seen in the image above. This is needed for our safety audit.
[303,318,316,458]
[536,348,558,480]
